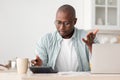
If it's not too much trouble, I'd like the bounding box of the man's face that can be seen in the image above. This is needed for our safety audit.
[55,11,77,38]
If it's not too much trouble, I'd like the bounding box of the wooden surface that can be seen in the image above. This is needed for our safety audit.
[0,69,120,80]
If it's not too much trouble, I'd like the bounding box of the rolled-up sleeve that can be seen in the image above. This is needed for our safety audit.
[35,35,48,66]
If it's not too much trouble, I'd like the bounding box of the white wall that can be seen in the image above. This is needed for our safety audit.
[83,0,92,29]
[0,0,90,64]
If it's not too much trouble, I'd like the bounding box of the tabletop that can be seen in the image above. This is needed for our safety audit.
[1,69,120,80]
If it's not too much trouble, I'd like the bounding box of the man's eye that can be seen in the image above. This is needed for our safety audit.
[64,22,70,25]
[57,21,62,24]
[55,21,61,24]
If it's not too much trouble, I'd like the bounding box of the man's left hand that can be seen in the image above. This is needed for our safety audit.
[82,29,99,53]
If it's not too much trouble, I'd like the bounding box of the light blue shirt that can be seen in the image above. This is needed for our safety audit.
[36,27,97,71]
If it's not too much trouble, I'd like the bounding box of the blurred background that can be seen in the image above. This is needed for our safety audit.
[0,0,91,64]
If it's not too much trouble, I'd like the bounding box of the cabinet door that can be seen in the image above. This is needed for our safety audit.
[93,0,119,29]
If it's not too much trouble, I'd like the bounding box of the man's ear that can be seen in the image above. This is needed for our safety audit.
[73,18,77,25]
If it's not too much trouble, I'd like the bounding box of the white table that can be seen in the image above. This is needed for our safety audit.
[1,69,120,80]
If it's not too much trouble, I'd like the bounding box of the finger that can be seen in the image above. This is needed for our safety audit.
[36,55,42,65]
[87,31,92,37]
[31,60,34,63]
[87,33,95,43]
[33,61,37,64]
[93,29,99,35]
[82,38,92,46]
[31,60,37,65]
[36,55,40,60]
[87,31,93,37]
[87,32,93,40]
[82,38,87,43]
[31,60,37,63]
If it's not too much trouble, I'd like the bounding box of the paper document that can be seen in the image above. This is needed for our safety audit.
[58,71,91,76]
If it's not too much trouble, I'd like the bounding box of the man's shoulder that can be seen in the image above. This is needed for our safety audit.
[75,28,88,36]
[43,31,57,38]
[76,28,87,33]
[40,31,58,41]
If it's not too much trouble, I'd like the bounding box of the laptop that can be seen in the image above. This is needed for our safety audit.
[91,44,120,74]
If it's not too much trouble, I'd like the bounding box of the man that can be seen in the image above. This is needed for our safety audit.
[31,4,99,72]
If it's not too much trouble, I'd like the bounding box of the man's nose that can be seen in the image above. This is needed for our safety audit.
[59,23,65,29]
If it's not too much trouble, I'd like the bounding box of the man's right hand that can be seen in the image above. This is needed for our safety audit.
[31,55,42,66]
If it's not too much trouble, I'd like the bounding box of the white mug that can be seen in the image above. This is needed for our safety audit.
[11,60,16,69]
[16,58,29,74]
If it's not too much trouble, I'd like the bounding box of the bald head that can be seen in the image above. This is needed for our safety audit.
[56,4,76,19]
